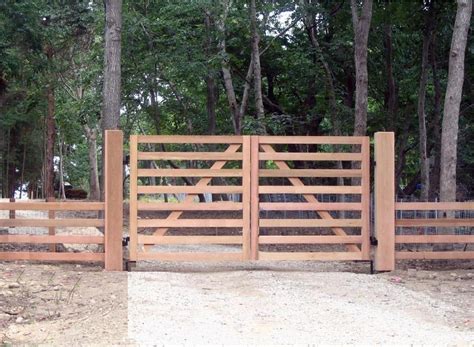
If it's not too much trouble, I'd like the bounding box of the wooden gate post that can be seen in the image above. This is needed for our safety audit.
[374,132,395,272]
[104,130,123,271]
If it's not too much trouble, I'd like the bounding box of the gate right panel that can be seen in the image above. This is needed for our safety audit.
[253,136,370,261]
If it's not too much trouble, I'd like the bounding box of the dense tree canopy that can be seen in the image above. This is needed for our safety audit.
[0,0,472,200]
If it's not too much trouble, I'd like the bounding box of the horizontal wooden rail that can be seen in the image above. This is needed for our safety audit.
[137,169,242,177]
[138,152,242,161]
[395,251,474,260]
[259,235,363,244]
[0,235,104,244]
[259,219,362,227]
[396,202,474,210]
[395,235,474,243]
[258,136,365,145]
[259,152,362,161]
[137,202,243,211]
[259,202,362,211]
[259,169,362,178]
[0,252,105,262]
[258,251,363,261]
[137,186,243,194]
[396,219,474,227]
[137,135,243,144]
[137,252,242,261]
[138,219,243,228]
[259,186,362,194]
[0,219,104,228]
[138,235,243,245]
[0,202,104,211]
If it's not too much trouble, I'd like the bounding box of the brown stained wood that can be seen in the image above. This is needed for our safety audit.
[260,219,363,227]
[104,130,123,271]
[138,219,243,228]
[259,186,362,194]
[129,135,139,261]
[396,219,474,227]
[137,135,243,144]
[138,235,243,245]
[0,235,104,244]
[0,202,105,211]
[395,251,474,260]
[137,252,242,261]
[138,202,243,211]
[138,152,242,161]
[259,236,363,244]
[395,235,474,244]
[260,169,362,178]
[396,202,474,211]
[260,202,362,211]
[250,136,260,260]
[0,219,104,228]
[360,136,371,260]
[137,169,242,177]
[0,252,104,262]
[137,186,243,194]
[258,251,363,261]
[242,136,252,260]
[259,152,362,161]
[258,136,365,145]
[259,144,360,253]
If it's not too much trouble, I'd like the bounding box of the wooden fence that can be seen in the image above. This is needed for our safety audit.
[0,130,123,271]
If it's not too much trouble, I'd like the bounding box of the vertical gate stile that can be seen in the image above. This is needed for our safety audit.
[129,135,138,261]
[361,136,370,260]
[242,136,251,260]
[250,136,260,260]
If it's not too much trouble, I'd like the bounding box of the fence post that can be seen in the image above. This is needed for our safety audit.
[374,132,395,272]
[104,130,123,271]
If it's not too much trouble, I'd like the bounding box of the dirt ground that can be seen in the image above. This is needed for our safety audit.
[1,260,473,345]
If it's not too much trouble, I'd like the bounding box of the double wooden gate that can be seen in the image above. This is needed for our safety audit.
[129,135,370,262]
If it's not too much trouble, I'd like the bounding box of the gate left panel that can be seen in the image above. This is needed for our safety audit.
[129,135,251,262]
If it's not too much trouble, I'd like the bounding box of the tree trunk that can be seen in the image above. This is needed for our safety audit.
[439,0,472,203]
[58,134,66,200]
[44,82,55,199]
[84,125,100,201]
[383,7,398,131]
[204,10,217,135]
[250,0,264,125]
[350,0,373,137]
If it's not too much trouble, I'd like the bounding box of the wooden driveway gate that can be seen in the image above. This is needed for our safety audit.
[128,135,370,263]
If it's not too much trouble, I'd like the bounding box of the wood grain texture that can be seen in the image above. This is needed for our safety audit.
[0,252,104,262]
[137,135,243,144]
[258,251,363,261]
[0,235,104,244]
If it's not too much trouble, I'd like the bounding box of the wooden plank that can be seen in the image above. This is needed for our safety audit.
[360,136,370,260]
[259,235,363,244]
[250,136,260,260]
[137,185,243,194]
[47,197,56,252]
[395,235,474,244]
[242,136,251,260]
[259,219,362,227]
[395,251,474,260]
[138,152,242,161]
[129,135,139,261]
[137,202,243,211]
[9,198,15,222]
[148,144,242,239]
[137,169,242,177]
[258,136,365,145]
[0,202,105,211]
[104,130,123,271]
[0,235,104,244]
[137,252,242,261]
[374,132,395,271]
[258,251,363,261]
[396,219,474,227]
[396,202,474,211]
[0,252,105,262]
[259,169,362,178]
[138,219,243,228]
[0,219,104,228]
[259,144,360,253]
[138,235,243,245]
[259,202,362,211]
[137,135,243,144]
[259,185,362,194]
[259,152,362,161]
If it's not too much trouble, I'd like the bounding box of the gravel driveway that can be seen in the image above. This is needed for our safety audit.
[128,264,474,345]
